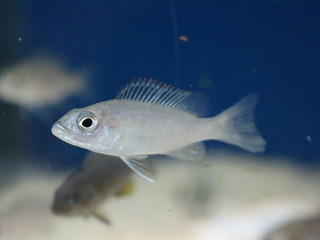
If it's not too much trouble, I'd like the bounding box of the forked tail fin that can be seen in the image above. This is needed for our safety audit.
[210,94,266,152]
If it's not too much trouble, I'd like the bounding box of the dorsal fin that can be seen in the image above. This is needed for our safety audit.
[116,78,210,117]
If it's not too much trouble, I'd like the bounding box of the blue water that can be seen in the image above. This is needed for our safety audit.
[0,0,319,168]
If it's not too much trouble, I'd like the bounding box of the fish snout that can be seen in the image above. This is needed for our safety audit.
[51,122,67,138]
[51,201,68,215]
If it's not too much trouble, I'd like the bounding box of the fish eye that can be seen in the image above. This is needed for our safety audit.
[80,117,94,128]
[66,194,79,206]
[77,111,98,132]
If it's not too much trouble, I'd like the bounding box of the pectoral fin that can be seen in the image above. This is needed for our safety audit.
[116,181,135,196]
[92,210,111,225]
[120,155,155,182]
[166,142,205,161]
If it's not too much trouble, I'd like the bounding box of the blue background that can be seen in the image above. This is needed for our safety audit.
[0,0,319,169]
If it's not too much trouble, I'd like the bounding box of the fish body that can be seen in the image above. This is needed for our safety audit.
[52,153,133,224]
[52,79,266,182]
[71,100,206,156]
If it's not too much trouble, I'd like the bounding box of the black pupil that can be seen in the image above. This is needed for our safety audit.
[82,118,93,128]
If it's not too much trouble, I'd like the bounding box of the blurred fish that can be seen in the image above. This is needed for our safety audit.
[52,153,134,224]
[52,79,266,182]
[0,54,88,109]
[264,214,320,240]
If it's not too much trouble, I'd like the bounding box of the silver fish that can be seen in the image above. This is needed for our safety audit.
[52,153,134,224]
[52,79,266,182]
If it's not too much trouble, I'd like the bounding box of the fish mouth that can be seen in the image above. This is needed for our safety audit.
[51,203,65,215]
[51,203,73,216]
[51,122,67,138]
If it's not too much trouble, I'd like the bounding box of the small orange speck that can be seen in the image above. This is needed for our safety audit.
[179,35,189,42]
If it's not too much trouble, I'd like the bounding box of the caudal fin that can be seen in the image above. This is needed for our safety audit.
[211,94,266,152]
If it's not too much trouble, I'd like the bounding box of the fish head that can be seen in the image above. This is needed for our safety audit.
[51,107,114,152]
[52,184,97,216]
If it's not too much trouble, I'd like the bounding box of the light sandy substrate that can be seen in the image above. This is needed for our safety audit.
[0,152,319,240]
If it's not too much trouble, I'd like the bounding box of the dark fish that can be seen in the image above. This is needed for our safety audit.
[52,153,134,224]
[264,214,320,240]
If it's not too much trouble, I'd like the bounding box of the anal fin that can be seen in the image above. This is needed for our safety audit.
[166,142,205,161]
